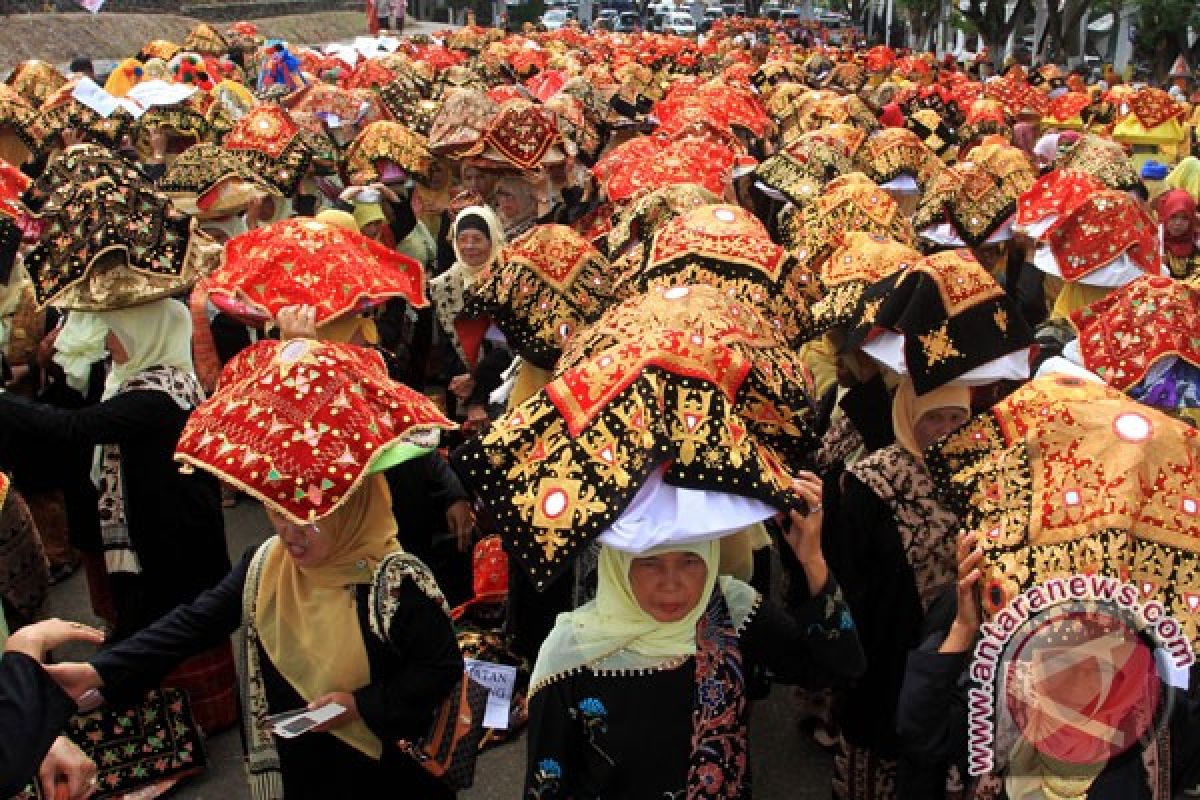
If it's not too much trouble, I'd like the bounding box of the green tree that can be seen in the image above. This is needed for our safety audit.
[1130,0,1199,81]
[897,0,939,49]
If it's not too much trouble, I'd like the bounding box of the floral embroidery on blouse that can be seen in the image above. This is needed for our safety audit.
[527,758,564,800]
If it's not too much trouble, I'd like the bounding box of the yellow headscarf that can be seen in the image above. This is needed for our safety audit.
[256,475,399,759]
[1166,156,1200,204]
[314,208,359,232]
[352,202,388,232]
[1049,280,1111,321]
[891,377,971,463]
[529,538,759,693]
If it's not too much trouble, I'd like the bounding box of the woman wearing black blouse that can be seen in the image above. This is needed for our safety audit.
[524,472,865,799]
[0,299,229,641]
[48,339,463,799]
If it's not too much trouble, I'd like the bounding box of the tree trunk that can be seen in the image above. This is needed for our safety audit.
[964,0,1034,71]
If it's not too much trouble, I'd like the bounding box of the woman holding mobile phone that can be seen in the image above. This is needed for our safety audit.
[47,339,463,799]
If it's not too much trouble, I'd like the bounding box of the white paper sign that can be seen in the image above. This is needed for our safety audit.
[71,77,144,119]
[126,79,197,108]
[76,0,105,12]
[464,659,517,730]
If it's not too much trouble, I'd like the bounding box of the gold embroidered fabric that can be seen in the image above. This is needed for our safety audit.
[23,177,222,311]
[854,128,944,189]
[810,231,920,333]
[344,120,433,180]
[928,375,1200,647]
[755,131,856,207]
[426,88,497,158]
[639,204,820,345]
[453,284,817,589]
[1053,133,1142,192]
[465,224,615,369]
[783,173,917,274]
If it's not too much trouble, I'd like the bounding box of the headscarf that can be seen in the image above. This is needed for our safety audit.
[879,102,905,128]
[1050,280,1111,321]
[51,312,108,394]
[1166,156,1200,203]
[314,208,359,232]
[1032,132,1060,166]
[1012,122,1038,160]
[493,175,541,237]
[256,475,400,759]
[448,205,505,277]
[99,299,195,399]
[891,377,971,463]
[1157,188,1197,258]
[352,202,387,232]
[530,538,758,693]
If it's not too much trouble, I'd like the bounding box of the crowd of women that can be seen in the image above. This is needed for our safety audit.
[0,12,1199,800]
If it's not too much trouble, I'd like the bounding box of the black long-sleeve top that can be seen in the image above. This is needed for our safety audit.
[384,451,468,562]
[524,570,864,799]
[825,475,929,756]
[0,651,77,796]
[92,548,464,799]
[0,389,229,639]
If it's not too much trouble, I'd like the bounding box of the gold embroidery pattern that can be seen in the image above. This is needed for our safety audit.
[453,284,817,589]
[464,224,614,370]
[918,323,961,366]
[927,376,1200,646]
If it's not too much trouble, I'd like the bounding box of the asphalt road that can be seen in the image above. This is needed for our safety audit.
[44,500,834,799]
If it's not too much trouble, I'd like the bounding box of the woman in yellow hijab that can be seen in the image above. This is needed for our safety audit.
[49,340,463,800]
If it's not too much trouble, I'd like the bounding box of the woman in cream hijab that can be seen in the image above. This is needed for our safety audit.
[525,471,865,798]
[825,376,971,800]
[428,205,510,426]
[0,299,236,731]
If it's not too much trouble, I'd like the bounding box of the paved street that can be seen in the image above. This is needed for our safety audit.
[44,499,834,799]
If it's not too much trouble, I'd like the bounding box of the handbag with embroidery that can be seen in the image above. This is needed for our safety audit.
[369,550,490,790]
[9,688,207,800]
[395,673,489,789]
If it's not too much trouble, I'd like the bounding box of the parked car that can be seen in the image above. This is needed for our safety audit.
[663,11,697,34]
[541,7,576,28]
[701,6,724,31]
[614,10,641,30]
[594,8,619,28]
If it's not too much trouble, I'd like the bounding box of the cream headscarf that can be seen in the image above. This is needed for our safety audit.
[256,475,400,760]
[99,298,196,399]
[891,377,971,463]
[429,206,505,365]
[447,205,505,276]
[529,538,759,694]
[51,312,109,393]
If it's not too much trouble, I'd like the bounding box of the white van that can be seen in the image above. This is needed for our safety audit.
[663,11,697,34]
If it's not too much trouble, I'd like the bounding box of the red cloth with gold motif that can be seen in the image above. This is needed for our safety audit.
[1070,276,1200,391]
[211,218,425,325]
[927,375,1200,648]
[1015,168,1105,233]
[1127,87,1185,130]
[176,339,454,523]
[1046,190,1161,282]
